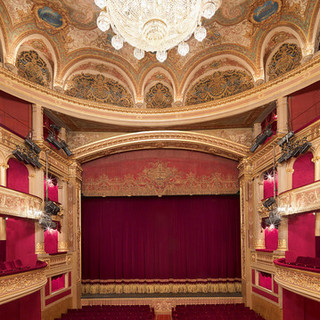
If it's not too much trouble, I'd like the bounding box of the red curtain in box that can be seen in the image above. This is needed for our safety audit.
[288,213,315,258]
[82,195,241,281]
[283,289,320,320]
[7,158,29,194]
[289,81,320,132]
[0,90,31,138]
[265,227,278,251]
[0,290,41,320]
[6,217,36,266]
[292,152,314,189]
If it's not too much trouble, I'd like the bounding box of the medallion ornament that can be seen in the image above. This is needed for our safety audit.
[146,83,173,109]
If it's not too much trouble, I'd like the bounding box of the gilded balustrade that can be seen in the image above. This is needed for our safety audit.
[0,185,42,219]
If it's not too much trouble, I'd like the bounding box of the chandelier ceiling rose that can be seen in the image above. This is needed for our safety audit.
[95,0,221,62]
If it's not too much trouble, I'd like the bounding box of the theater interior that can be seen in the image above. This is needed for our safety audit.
[0,0,319,319]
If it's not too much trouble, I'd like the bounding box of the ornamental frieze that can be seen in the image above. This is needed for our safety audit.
[274,265,320,302]
[82,160,239,197]
[0,268,47,304]
[277,180,320,216]
[0,186,42,220]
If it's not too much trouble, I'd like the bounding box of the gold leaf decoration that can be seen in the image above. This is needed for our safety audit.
[65,73,133,108]
[185,70,254,105]
[267,43,302,80]
[16,50,51,87]
[145,82,173,108]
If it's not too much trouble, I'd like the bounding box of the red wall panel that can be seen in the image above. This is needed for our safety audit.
[288,213,315,257]
[7,158,29,194]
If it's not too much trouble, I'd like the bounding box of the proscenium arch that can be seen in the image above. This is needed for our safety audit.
[72,131,250,164]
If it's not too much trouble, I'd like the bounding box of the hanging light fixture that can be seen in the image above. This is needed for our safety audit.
[95,0,221,62]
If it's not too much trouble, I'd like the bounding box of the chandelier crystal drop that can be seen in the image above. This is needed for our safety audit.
[95,0,221,62]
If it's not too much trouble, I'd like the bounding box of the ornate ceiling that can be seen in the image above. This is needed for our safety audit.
[0,0,319,113]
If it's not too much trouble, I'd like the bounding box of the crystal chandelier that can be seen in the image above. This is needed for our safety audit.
[94,0,221,62]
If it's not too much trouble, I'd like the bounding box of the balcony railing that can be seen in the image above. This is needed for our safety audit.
[274,259,320,302]
[0,262,47,304]
[0,186,42,219]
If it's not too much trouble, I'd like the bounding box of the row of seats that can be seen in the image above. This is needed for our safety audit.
[0,259,46,276]
[56,305,155,320]
[284,252,320,269]
[172,304,264,320]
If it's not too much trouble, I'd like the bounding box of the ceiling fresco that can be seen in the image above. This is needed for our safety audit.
[0,0,319,109]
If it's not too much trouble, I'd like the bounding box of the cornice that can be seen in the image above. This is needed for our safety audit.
[0,55,320,127]
[72,131,250,163]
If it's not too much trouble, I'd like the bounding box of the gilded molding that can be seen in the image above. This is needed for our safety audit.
[0,186,42,220]
[81,296,243,312]
[0,54,320,127]
[73,131,249,163]
[274,265,320,302]
[278,180,320,216]
[0,268,47,305]
[82,281,242,295]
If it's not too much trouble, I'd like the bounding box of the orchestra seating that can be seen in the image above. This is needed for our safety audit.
[55,305,155,320]
[172,304,264,320]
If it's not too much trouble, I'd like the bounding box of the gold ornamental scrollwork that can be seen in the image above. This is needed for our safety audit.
[274,265,320,302]
[0,268,47,304]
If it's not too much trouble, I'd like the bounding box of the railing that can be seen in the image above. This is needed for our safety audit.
[274,259,320,302]
[0,261,47,305]
[0,185,42,219]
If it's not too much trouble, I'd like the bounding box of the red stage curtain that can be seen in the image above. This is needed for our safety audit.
[82,195,241,281]
[6,217,36,266]
[0,90,31,138]
[7,158,29,194]
[292,152,314,189]
[288,213,315,258]
[0,290,41,320]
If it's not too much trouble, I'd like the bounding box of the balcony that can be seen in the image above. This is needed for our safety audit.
[0,261,47,304]
[0,186,42,219]
[274,259,320,302]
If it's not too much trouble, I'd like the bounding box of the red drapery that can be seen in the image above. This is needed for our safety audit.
[6,217,36,266]
[288,213,316,258]
[82,195,241,281]
[0,290,41,320]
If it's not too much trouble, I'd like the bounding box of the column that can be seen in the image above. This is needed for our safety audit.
[0,217,6,260]
[238,159,253,308]
[0,164,8,186]
[68,161,82,308]
[253,175,265,249]
[276,96,288,134]
[58,178,68,252]
[34,168,45,255]
[32,105,43,141]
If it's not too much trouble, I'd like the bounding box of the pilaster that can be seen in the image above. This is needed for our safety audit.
[68,161,82,309]
[32,105,43,141]
[276,96,288,134]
